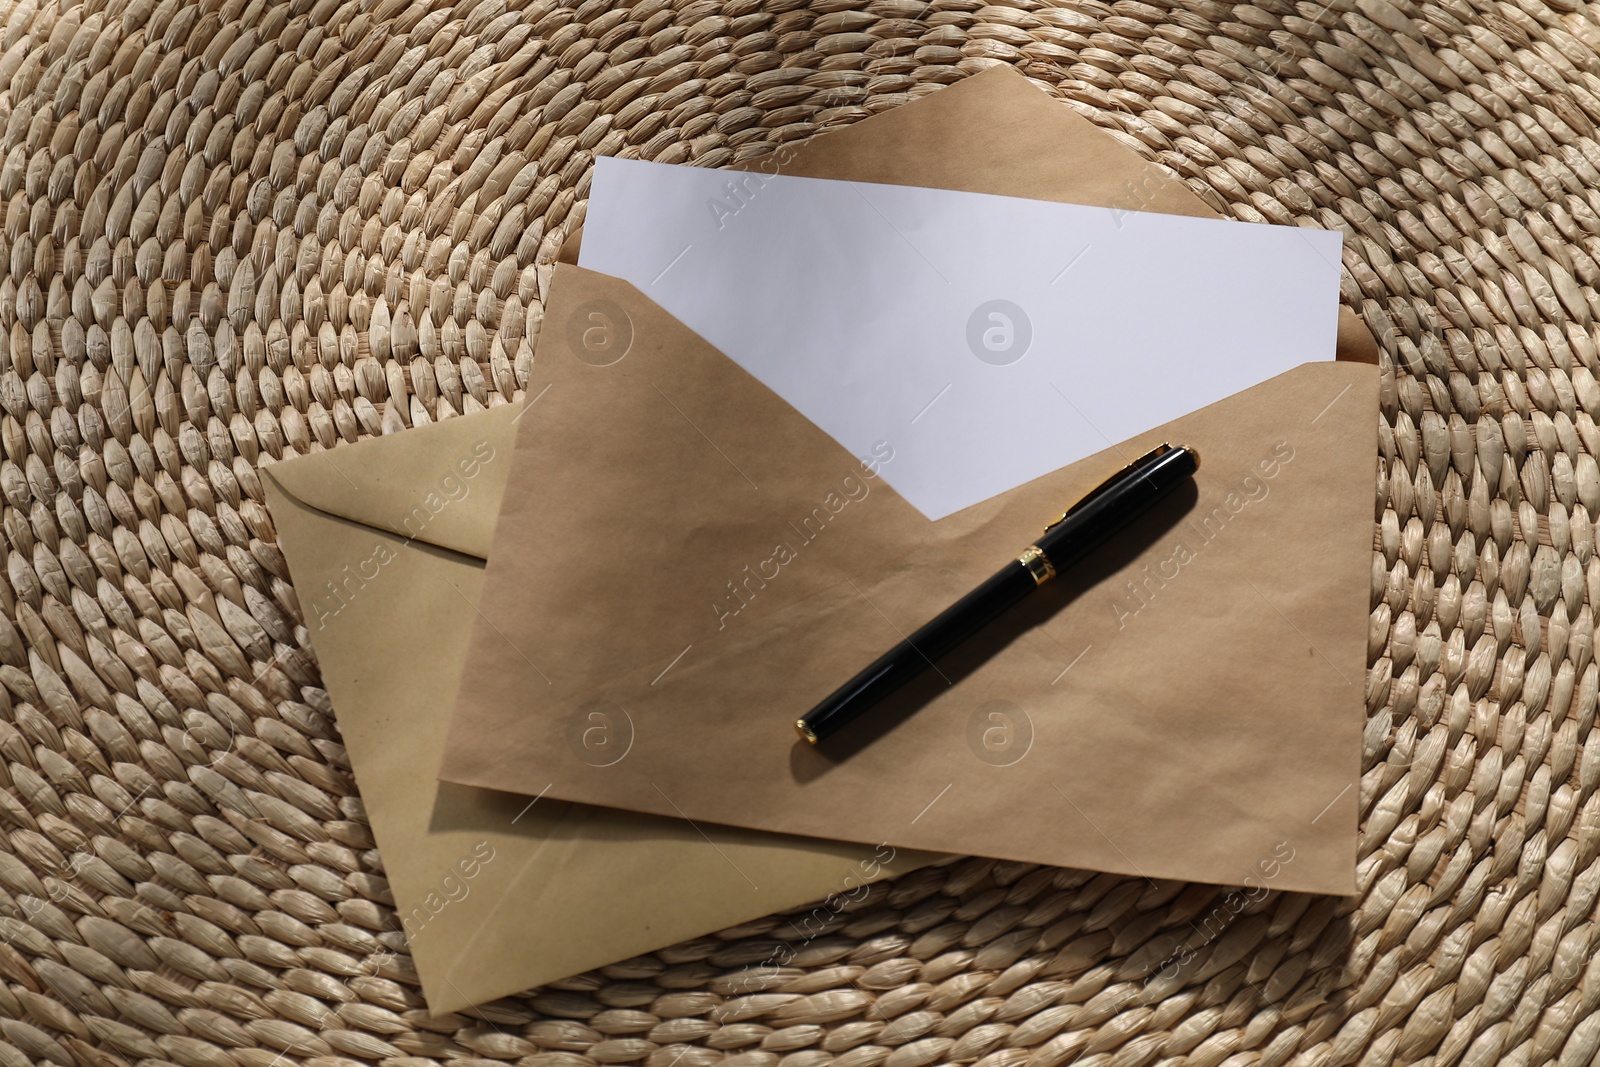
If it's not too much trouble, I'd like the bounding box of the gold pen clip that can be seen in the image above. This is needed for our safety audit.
[1043,443,1174,535]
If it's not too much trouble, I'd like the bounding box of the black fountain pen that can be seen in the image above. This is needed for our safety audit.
[796,443,1200,744]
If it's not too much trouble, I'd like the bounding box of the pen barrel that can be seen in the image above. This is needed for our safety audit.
[1036,446,1199,571]
[800,562,1037,743]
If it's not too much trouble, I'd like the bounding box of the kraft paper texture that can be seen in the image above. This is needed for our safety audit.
[441,66,1378,896]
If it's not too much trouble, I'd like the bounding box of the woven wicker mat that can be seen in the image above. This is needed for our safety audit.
[0,0,1595,1063]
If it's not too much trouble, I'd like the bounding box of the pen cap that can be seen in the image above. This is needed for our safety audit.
[1035,445,1199,570]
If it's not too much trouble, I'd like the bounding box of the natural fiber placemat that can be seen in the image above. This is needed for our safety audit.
[0,0,1594,1064]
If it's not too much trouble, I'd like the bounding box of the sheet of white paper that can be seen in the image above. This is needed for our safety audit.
[579,157,1343,520]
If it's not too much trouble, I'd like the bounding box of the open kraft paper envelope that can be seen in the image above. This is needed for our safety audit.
[261,405,931,1016]
[441,68,1382,899]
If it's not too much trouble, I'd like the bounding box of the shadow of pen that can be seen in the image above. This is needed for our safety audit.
[789,479,1199,778]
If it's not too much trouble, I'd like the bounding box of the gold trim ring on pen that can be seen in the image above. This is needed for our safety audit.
[1018,545,1056,585]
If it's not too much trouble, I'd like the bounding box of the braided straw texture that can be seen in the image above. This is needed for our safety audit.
[2,0,1599,1064]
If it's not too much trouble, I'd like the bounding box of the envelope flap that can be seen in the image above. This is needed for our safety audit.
[768,66,1210,217]
[262,402,523,560]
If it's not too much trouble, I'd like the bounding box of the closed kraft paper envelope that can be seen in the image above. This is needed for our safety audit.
[440,69,1381,898]
[262,405,930,1016]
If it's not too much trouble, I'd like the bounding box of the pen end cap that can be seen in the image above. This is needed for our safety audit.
[1185,445,1200,471]
[795,719,819,744]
